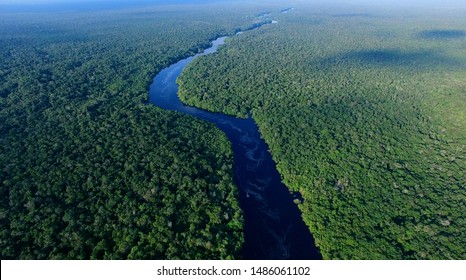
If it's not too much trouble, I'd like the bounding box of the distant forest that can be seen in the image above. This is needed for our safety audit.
[179,4,466,259]
[0,3,272,259]
[1,1,465,260]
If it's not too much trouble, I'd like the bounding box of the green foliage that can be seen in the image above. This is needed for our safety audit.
[178,4,466,259]
[0,3,269,259]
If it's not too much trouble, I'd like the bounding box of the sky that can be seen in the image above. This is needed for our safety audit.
[1,0,465,4]
[0,0,215,4]
[0,0,111,3]
[1,0,465,10]
[0,0,223,12]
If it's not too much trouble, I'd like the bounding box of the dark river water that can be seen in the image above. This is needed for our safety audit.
[148,33,321,260]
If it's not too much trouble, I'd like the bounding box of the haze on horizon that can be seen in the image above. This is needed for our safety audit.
[2,0,466,6]
[1,0,466,14]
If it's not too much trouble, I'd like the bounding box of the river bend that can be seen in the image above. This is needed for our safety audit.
[148,31,321,260]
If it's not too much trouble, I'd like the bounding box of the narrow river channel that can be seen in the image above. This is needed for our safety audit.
[148,29,321,260]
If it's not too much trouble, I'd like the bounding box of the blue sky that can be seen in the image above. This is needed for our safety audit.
[0,0,88,3]
[0,0,102,2]
[0,0,182,4]
[0,0,220,7]
[1,0,465,7]
[0,0,134,3]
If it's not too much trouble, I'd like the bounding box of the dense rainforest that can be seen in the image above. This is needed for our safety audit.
[178,4,466,259]
[0,3,273,259]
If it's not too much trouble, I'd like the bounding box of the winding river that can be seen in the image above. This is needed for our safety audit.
[148,29,321,260]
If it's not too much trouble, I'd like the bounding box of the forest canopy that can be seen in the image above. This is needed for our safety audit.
[0,3,272,259]
[2,0,465,260]
[178,3,466,259]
